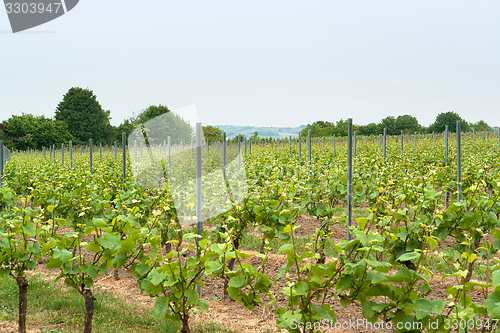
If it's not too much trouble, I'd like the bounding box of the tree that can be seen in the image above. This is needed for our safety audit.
[356,122,379,136]
[250,131,259,142]
[134,105,170,124]
[119,105,193,145]
[127,105,194,145]
[380,116,398,135]
[202,125,223,142]
[55,87,113,145]
[428,111,470,133]
[300,121,335,138]
[230,133,245,143]
[2,113,73,150]
[333,119,348,137]
[471,120,491,132]
[114,119,135,145]
[0,124,11,146]
[395,115,422,134]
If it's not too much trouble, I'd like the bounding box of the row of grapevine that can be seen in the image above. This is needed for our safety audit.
[1,132,500,333]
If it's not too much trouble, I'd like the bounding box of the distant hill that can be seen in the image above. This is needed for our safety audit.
[214,125,307,139]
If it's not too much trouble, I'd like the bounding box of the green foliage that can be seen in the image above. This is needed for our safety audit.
[250,131,259,142]
[229,133,245,143]
[301,115,423,137]
[202,125,223,142]
[123,105,193,145]
[0,191,43,278]
[299,111,493,138]
[333,119,348,136]
[2,113,73,150]
[395,114,422,134]
[379,115,397,135]
[356,122,379,136]
[146,233,216,333]
[55,87,113,145]
[0,273,184,333]
[0,124,12,146]
[274,223,338,333]
[3,131,500,333]
[377,114,422,135]
[428,111,470,133]
[300,120,336,138]
[134,104,171,124]
[114,119,135,145]
[471,119,491,132]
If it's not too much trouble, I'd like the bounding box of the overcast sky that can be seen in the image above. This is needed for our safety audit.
[1,1,499,128]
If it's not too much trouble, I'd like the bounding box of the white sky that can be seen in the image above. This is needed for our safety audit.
[1,1,499,128]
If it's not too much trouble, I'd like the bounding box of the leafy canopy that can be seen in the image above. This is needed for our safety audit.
[428,111,470,133]
[2,113,73,150]
[126,105,194,145]
[55,87,113,145]
[470,119,491,132]
[202,125,223,142]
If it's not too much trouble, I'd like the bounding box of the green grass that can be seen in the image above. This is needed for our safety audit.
[239,230,312,254]
[193,322,238,333]
[330,206,370,219]
[235,229,339,257]
[422,251,494,282]
[0,274,237,333]
[352,208,370,218]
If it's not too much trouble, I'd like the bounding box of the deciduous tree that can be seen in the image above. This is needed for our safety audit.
[55,87,113,145]
[202,125,223,142]
[428,111,470,132]
[380,116,398,135]
[120,105,194,145]
[471,120,491,132]
[2,113,73,150]
[395,115,421,134]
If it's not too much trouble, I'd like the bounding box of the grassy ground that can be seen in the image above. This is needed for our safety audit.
[0,274,236,333]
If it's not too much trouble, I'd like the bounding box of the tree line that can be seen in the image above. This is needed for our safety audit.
[0,87,193,150]
[0,86,495,150]
[300,113,493,138]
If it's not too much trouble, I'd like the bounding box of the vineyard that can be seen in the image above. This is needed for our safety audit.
[1,129,500,333]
